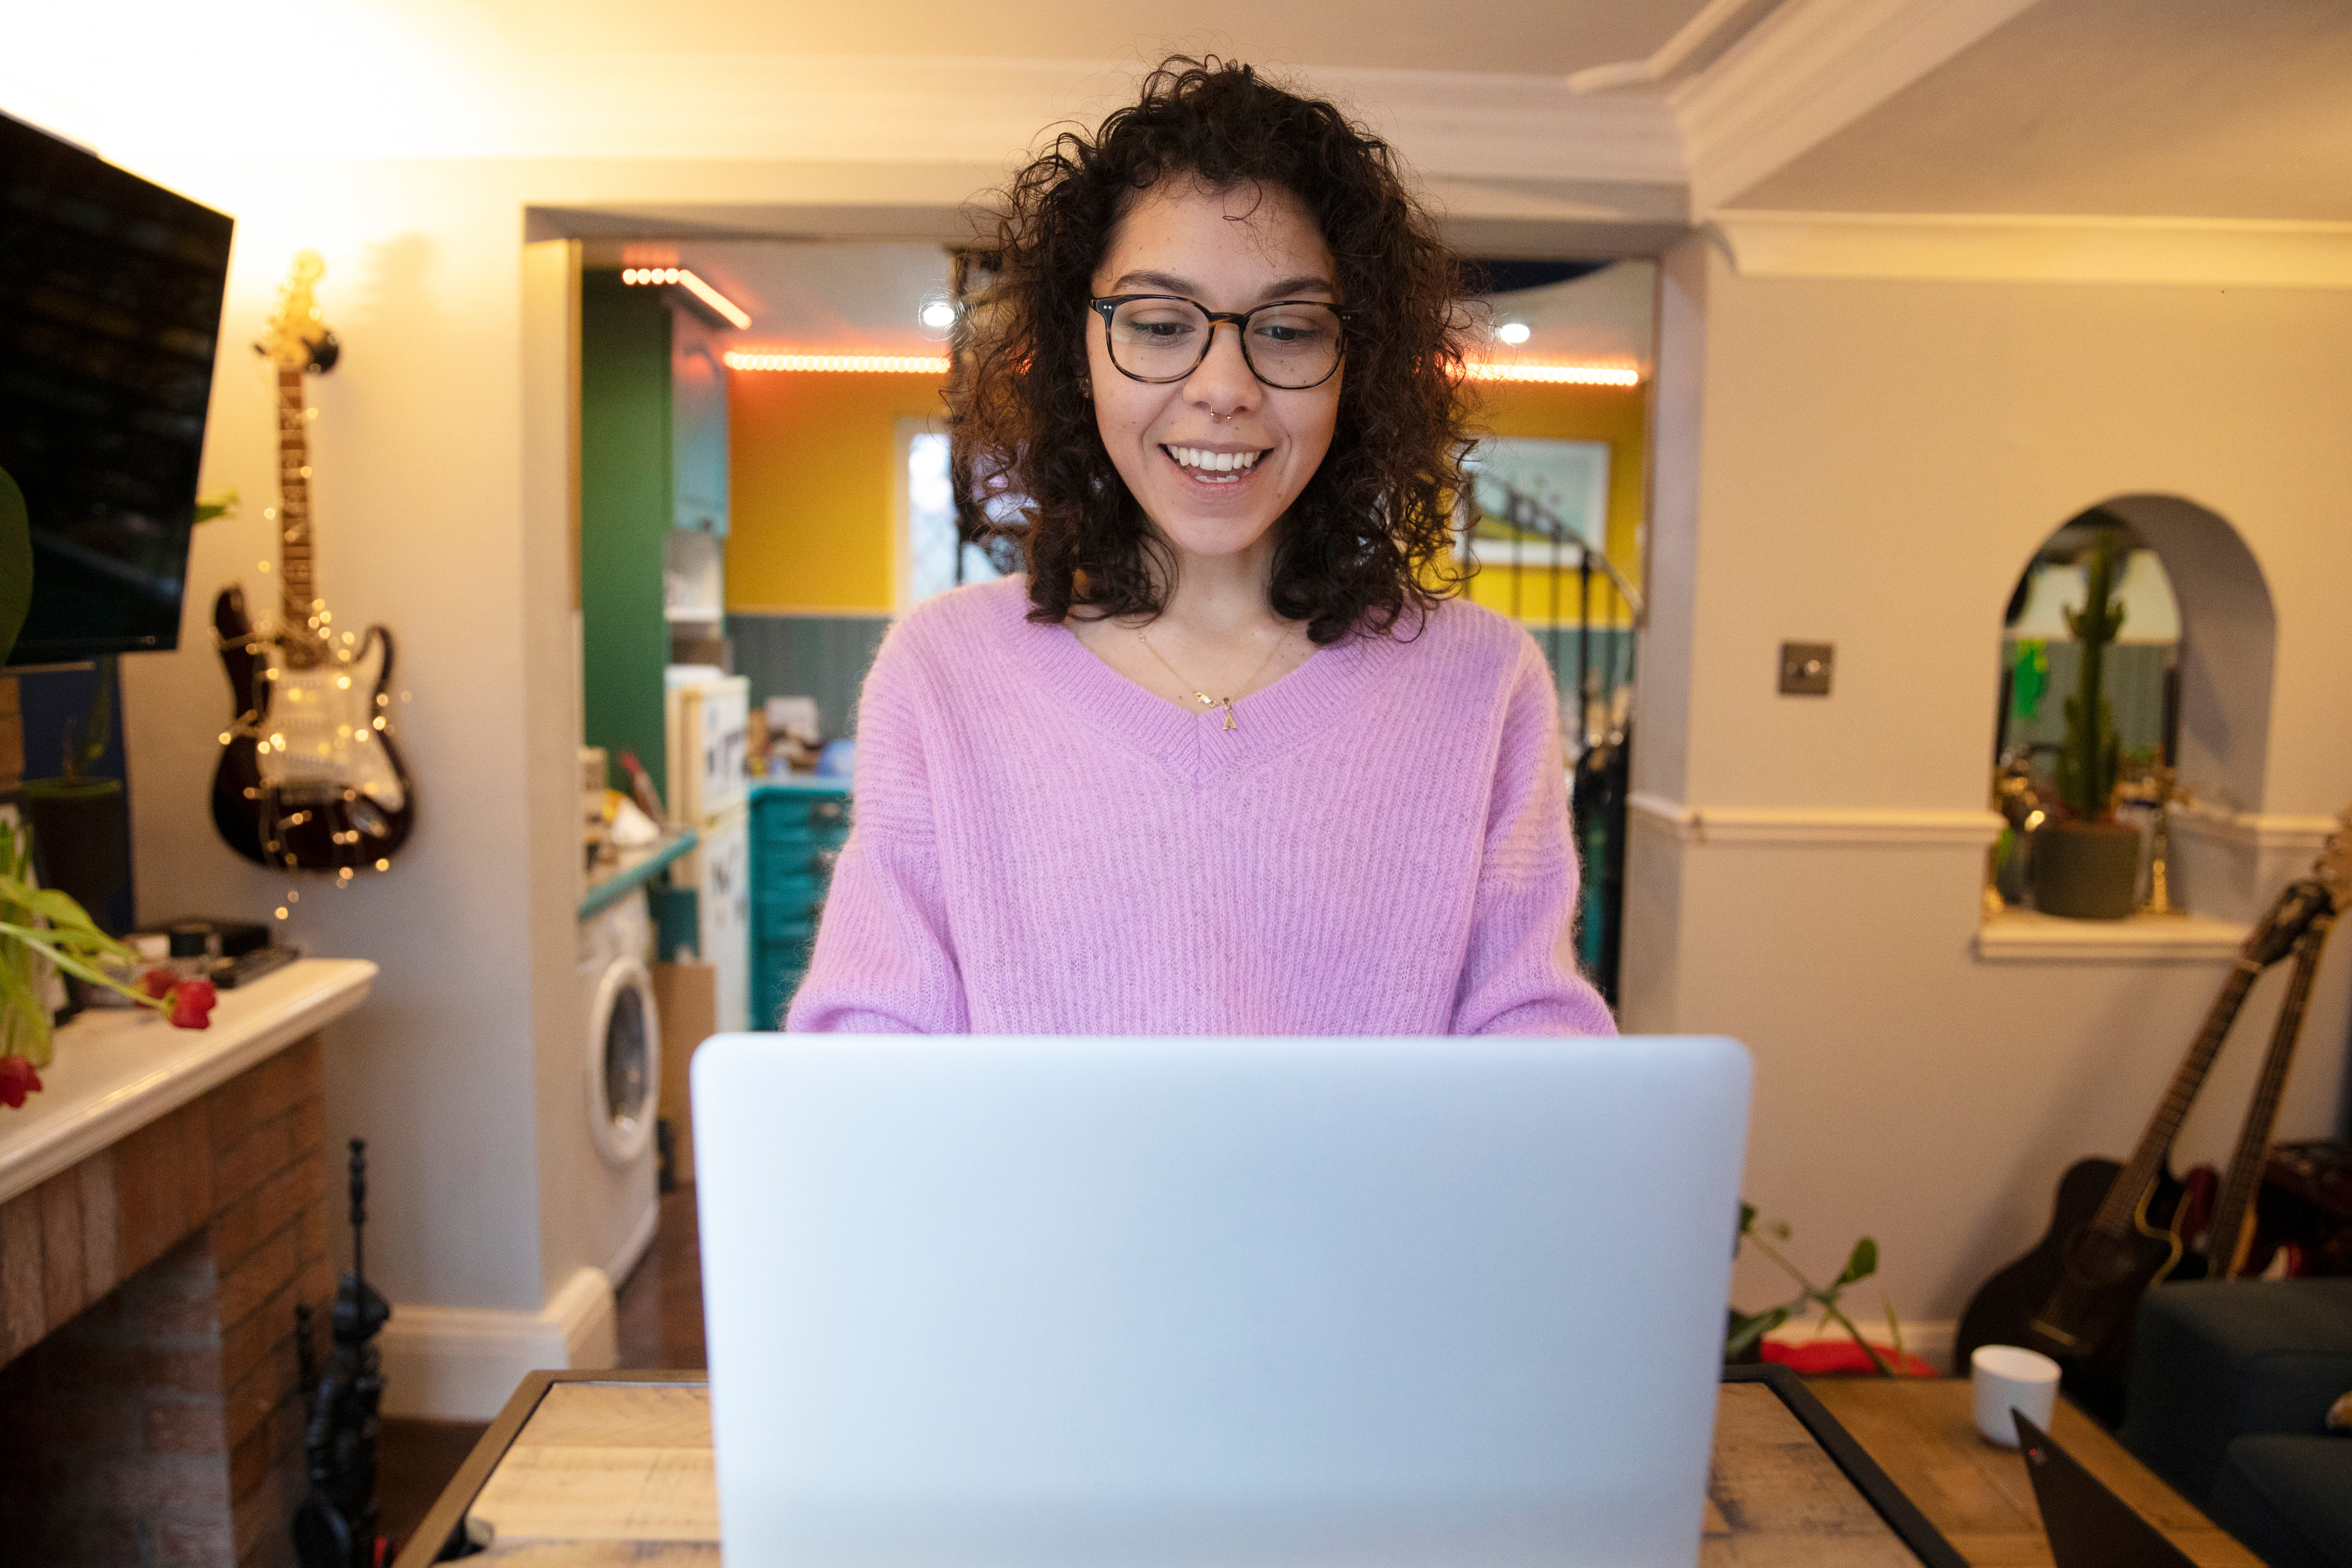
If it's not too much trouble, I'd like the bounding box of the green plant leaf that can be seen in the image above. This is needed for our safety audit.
[1725,1304,1791,1360]
[1837,1237,1879,1287]
[0,466,28,668]
[0,878,124,950]
[0,943,55,1069]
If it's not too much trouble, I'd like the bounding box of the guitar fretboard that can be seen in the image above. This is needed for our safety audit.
[2087,961,2261,1240]
[274,367,323,667]
[2205,912,2335,1275]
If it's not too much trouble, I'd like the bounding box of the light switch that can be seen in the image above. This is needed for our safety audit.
[1779,642,1834,696]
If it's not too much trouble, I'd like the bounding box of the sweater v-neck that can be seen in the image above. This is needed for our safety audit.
[993,578,1391,784]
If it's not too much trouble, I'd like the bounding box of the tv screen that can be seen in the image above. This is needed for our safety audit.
[1,111,234,665]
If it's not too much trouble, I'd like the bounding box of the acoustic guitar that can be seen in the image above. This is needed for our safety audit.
[210,253,416,872]
[1954,811,2351,1420]
[2201,814,2349,1279]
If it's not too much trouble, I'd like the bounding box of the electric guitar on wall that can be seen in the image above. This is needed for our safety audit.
[1954,809,2352,1421]
[210,252,416,872]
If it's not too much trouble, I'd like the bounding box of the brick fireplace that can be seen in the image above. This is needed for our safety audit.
[0,1036,335,1567]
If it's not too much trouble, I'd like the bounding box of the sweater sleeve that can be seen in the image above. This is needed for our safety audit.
[1449,637,1619,1037]
[783,631,970,1035]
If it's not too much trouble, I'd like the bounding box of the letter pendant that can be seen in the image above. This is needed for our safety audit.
[1221,702,1237,732]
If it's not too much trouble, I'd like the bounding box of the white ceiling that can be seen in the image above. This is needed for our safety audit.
[428,0,1712,79]
[1730,0,2352,220]
[12,0,2348,258]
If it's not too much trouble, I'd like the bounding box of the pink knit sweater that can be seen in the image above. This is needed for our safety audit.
[786,576,1615,1037]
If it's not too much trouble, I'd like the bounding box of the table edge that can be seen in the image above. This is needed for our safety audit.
[1726,1366,1970,1568]
[389,1369,710,1568]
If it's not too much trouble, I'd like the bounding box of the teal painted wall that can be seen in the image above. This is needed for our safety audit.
[727,612,892,741]
[580,272,671,796]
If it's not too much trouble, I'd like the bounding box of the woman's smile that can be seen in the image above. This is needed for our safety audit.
[1163,443,1268,484]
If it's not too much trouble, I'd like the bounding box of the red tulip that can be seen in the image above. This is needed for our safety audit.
[0,1055,41,1109]
[140,967,177,999]
[167,980,218,1031]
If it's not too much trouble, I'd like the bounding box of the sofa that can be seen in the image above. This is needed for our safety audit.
[2119,1279,2352,1568]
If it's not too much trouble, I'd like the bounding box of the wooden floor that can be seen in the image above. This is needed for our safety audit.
[377,1183,706,1554]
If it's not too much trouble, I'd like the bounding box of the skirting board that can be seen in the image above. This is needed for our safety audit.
[378,1266,619,1421]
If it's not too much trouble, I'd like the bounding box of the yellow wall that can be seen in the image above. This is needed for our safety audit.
[1458,380,1647,627]
[727,369,949,612]
[727,370,1646,620]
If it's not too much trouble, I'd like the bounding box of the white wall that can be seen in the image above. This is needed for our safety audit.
[1630,235,2352,1329]
[62,153,1013,1335]
[108,161,578,1315]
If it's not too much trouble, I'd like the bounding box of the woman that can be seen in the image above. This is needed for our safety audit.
[787,59,1614,1037]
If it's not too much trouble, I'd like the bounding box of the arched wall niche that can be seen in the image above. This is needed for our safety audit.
[2099,494,2278,816]
[1992,492,2278,926]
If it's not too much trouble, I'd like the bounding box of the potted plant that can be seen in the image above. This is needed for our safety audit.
[2031,523,2141,919]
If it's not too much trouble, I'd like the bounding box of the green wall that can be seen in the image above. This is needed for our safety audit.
[580,272,671,796]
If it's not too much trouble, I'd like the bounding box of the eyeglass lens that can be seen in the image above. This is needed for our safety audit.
[1104,298,1342,389]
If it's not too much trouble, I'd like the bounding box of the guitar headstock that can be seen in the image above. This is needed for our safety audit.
[255,250,340,373]
[2314,807,2352,914]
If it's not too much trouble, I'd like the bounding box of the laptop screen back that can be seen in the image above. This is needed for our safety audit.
[694,1033,1751,1568]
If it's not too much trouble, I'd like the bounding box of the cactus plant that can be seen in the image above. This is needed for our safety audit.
[2053,524,2126,821]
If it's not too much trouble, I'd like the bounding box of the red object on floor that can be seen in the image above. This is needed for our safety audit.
[1761,1339,1938,1377]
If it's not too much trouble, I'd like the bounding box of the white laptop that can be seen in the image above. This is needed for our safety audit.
[692,1033,1750,1568]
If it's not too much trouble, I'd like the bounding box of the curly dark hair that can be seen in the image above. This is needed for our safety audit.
[954,57,1472,645]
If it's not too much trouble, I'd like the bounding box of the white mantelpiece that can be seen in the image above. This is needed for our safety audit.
[0,958,376,1206]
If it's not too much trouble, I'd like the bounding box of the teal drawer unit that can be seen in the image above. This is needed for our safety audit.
[749,782,851,1027]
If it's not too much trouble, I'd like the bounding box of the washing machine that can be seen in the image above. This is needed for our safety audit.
[579,886,662,1289]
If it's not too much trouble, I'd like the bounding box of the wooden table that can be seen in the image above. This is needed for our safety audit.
[1805,1379,2260,1567]
[397,1372,2260,1567]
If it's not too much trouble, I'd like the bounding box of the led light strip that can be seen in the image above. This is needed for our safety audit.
[1461,360,1642,386]
[724,350,951,375]
[620,267,752,329]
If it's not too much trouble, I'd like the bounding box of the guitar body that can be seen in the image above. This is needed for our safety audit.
[1956,1157,2207,1425]
[210,586,416,871]
[211,585,269,864]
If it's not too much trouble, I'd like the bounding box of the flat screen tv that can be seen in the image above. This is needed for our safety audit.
[1,111,234,665]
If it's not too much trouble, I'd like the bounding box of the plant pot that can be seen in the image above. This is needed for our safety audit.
[21,777,129,935]
[2031,819,2141,920]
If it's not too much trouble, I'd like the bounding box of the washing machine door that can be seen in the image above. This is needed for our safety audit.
[588,955,662,1167]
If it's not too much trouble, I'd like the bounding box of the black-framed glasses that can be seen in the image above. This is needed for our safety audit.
[1088,294,1347,390]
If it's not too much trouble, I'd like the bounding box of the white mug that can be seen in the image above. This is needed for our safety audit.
[1971,1343,2061,1446]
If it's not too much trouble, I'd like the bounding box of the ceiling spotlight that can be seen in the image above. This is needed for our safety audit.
[919,301,957,329]
[1497,321,1532,346]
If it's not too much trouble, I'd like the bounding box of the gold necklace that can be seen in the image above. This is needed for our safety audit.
[1135,623,1291,731]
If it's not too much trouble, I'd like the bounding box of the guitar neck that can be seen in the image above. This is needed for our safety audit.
[2087,960,2263,1238]
[274,367,319,657]
[2206,913,2336,1276]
